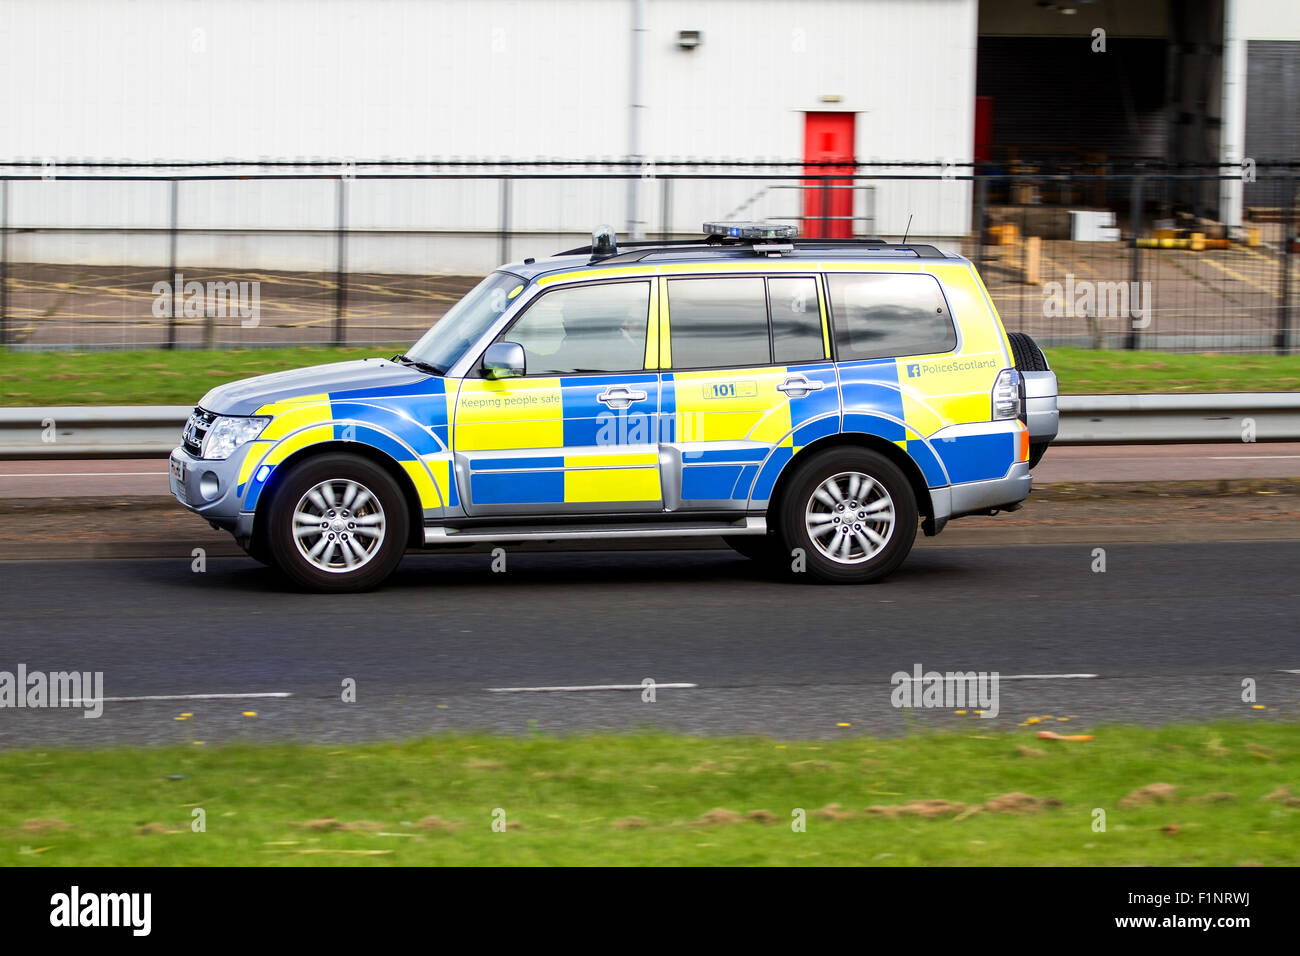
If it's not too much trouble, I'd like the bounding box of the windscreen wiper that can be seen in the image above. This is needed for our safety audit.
[390,354,444,376]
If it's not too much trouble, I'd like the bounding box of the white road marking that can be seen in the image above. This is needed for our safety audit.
[486,683,698,693]
[895,673,1098,681]
[64,692,292,704]
[1280,669,1300,675]
[0,471,164,478]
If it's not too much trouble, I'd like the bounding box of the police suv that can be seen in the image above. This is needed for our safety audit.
[170,222,1059,591]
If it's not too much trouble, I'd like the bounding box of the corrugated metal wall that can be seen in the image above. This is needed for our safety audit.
[0,0,976,273]
[1244,40,1300,164]
[1,0,975,165]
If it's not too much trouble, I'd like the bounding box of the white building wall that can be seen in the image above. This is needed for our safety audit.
[0,0,976,274]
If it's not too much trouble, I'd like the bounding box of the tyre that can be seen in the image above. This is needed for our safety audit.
[777,447,918,584]
[1008,332,1050,469]
[241,535,273,566]
[1007,331,1048,372]
[265,453,409,592]
[723,533,784,565]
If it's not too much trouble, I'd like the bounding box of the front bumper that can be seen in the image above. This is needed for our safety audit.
[169,444,256,542]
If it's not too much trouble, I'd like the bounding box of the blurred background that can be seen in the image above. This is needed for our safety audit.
[0,0,1295,352]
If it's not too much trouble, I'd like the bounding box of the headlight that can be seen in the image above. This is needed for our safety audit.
[201,416,270,460]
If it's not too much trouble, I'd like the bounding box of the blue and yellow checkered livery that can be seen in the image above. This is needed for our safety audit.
[227,258,1027,527]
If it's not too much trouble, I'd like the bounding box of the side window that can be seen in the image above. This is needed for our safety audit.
[500,281,650,375]
[768,276,825,364]
[667,277,770,369]
[827,273,957,361]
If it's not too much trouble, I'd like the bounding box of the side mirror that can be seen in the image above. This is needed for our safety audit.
[482,341,526,379]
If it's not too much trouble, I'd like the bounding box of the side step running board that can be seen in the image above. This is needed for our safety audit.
[424,516,766,546]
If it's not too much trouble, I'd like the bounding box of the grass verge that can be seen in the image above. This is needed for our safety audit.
[0,345,405,407]
[2,722,1296,865]
[1045,347,1300,394]
[1,346,1298,406]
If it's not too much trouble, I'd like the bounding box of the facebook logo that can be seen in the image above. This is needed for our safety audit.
[906,363,922,378]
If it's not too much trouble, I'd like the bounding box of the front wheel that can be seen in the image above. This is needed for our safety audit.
[723,533,784,565]
[240,536,273,566]
[265,454,409,592]
[778,448,918,584]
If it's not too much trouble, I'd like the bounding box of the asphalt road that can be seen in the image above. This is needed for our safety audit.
[3,443,1300,498]
[1,541,1296,746]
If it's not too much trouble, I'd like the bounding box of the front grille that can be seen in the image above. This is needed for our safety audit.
[181,407,216,457]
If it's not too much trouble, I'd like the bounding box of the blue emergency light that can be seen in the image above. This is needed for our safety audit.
[703,221,799,240]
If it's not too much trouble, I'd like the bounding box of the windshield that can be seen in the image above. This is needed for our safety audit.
[406,271,526,372]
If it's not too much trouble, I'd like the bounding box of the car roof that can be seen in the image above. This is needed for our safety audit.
[500,238,970,282]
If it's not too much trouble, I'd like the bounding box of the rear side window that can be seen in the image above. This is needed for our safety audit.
[827,273,956,361]
[667,277,770,369]
[667,275,828,369]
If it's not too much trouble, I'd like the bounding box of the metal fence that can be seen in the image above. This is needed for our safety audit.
[971,166,1298,353]
[14,392,1300,459]
[0,160,1294,353]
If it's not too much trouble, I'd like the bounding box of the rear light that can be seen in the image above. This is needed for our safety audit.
[992,368,1022,420]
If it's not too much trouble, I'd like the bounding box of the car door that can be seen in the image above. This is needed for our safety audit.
[659,273,840,511]
[452,278,662,517]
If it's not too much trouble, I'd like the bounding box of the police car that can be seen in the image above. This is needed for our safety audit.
[170,221,1059,591]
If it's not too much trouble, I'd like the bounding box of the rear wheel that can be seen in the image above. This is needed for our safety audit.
[778,448,917,584]
[265,453,409,592]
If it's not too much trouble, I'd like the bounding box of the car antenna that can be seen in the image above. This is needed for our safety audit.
[901,213,913,246]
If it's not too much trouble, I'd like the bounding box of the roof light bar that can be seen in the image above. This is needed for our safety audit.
[703,221,799,240]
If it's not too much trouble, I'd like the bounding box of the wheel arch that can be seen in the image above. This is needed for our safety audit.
[251,441,427,550]
[764,432,935,534]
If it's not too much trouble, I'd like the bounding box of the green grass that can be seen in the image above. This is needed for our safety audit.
[1044,347,1300,394]
[0,345,406,406]
[0,345,1297,406]
[2,723,1297,865]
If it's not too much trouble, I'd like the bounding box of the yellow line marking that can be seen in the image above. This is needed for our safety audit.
[1199,256,1280,298]
[1038,250,1105,280]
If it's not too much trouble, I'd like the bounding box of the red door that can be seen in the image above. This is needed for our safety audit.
[974,96,993,163]
[802,112,856,238]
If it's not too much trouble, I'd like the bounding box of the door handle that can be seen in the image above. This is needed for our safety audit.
[776,375,825,398]
[597,386,648,409]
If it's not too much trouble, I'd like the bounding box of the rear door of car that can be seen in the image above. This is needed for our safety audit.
[658,272,840,511]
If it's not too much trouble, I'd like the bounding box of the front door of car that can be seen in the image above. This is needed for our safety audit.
[659,274,840,511]
[452,278,662,517]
